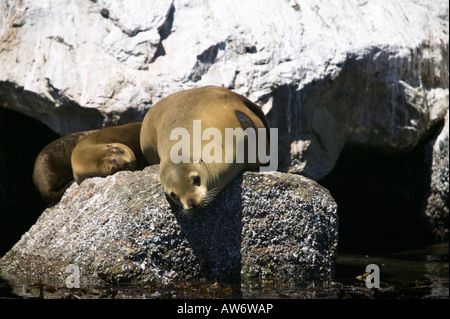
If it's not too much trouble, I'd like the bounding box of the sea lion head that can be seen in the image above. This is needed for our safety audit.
[160,158,215,213]
[101,143,137,176]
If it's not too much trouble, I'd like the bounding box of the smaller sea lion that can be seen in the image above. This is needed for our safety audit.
[71,122,146,184]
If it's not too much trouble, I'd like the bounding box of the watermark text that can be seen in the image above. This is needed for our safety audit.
[170,120,278,172]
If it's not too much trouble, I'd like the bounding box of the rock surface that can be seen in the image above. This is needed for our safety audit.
[425,110,449,242]
[1,0,448,179]
[0,166,338,290]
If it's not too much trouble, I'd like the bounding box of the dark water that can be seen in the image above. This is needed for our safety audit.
[334,242,449,299]
[0,242,447,299]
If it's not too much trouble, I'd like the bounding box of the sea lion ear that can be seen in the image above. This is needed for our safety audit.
[194,157,202,164]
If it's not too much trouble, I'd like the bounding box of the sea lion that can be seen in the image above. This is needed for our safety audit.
[71,122,146,184]
[140,86,270,213]
[33,130,97,204]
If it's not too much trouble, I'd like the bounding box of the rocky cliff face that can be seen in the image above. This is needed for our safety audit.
[425,112,449,242]
[1,0,448,179]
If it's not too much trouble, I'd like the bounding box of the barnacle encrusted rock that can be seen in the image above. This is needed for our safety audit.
[0,165,338,291]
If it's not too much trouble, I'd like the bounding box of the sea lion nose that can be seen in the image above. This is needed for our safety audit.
[187,199,196,208]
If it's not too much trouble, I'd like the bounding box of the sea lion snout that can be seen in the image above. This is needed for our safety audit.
[187,199,196,209]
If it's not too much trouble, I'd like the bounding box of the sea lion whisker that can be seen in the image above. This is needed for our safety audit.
[179,206,193,218]
[198,187,219,208]
[206,190,219,201]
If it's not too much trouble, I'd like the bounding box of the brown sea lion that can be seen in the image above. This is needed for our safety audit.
[140,86,270,213]
[71,122,146,184]
[33,130,97,204]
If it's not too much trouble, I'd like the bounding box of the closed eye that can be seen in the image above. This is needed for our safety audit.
[192,175,201,186]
